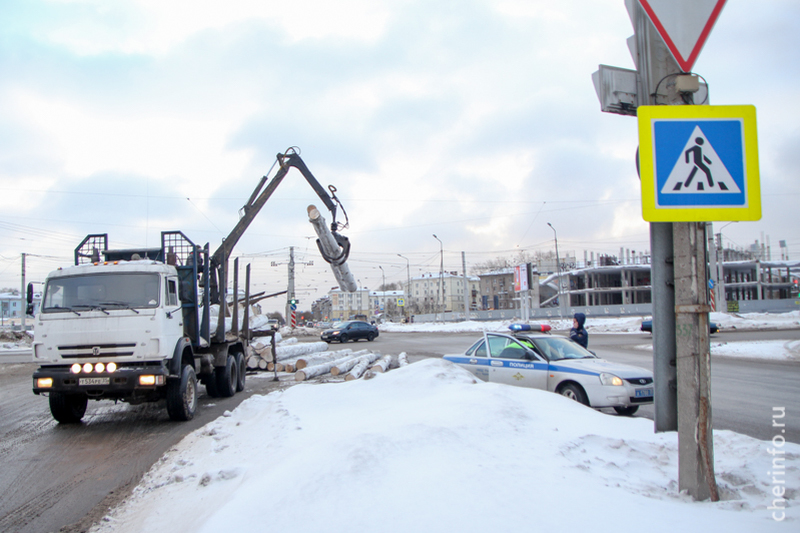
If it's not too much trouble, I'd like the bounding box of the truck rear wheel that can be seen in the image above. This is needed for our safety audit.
[235,351,246,392]
[166,364,198,421]
[215,354,237,398]
[49,392,88,424]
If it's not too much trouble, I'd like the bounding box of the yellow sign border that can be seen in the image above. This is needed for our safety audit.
[638,105,760,222]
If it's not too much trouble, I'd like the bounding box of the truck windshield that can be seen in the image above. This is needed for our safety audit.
[42,273,160,313]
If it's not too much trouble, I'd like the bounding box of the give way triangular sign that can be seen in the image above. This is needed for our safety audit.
[639,0,728,72]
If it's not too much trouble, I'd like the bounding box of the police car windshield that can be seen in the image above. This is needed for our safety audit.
[531,337,595,362]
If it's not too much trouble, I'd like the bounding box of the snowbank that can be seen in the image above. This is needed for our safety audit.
[90,359,799,533]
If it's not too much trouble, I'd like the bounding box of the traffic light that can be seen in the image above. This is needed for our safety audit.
[289,298,298,305]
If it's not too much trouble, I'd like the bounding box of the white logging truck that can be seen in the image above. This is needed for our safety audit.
[31,149,352,423]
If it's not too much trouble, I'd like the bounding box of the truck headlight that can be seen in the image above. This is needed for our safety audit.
[139,375,165,386]
[600,373,624,386]
[71,363,82,374]
[37,377,53,388]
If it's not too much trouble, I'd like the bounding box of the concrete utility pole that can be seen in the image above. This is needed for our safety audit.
[462,251,469,319]
[433,234,443,321]
[287,246,295,325]
[674,222,717,501]
[20,253,26,331]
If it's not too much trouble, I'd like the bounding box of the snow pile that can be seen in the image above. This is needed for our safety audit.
[712,311,800,331]
[631,340,800,361]
[90,359,798,533]
[711,340,800,361]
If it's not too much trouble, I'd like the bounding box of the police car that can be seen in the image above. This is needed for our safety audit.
[443,328,654,415]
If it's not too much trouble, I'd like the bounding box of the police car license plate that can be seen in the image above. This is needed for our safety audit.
[79,377,109,386]
[635,388,653,398]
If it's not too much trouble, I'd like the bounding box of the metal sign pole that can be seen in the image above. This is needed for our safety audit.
[634,1,679,433]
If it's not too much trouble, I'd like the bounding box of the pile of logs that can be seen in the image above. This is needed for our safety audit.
[296,351,409,382]
[245,334,411,383]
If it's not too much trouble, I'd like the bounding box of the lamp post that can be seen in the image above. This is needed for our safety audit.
[433,234,443,321]
[547,223,563,319]
[398,253,411,321]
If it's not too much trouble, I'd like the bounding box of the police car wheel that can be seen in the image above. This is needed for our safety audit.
[613,406,639,416]
[559,383,589,406]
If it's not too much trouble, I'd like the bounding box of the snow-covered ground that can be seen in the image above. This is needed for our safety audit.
[4,312,797,530]
[378,310,800,334]
[89,358,798,533]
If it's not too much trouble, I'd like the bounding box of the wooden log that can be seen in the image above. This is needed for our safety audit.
[397,352,409,367]
[295,355,357,382]
[335,351,380,377]
[330,356,362,376]
[370,354,393,373]
[345,358,369,381]
[295,349,353,370]
[258,358,268,370]
[247,355,261,370]
[274,341,328,364]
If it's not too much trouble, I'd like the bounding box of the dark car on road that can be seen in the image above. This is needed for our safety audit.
[640,319,719,334]
[321,321,379,343]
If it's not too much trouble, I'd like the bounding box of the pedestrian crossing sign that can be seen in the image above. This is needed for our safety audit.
[638,105,760,222]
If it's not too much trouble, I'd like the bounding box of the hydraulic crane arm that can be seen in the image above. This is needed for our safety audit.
[211,148,347,268]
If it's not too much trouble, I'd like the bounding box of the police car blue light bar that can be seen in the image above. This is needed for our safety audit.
[509,323,552,333]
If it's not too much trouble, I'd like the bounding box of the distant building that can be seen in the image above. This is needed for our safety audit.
[0,292,23,320]
[404,272,479,315]
[327,288,372,322]
[1,290,40,321]
[478,269,515,310]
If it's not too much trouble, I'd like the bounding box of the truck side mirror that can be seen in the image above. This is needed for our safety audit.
[26,282,35,316]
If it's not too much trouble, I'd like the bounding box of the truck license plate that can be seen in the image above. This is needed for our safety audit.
[635,388,653,398]
[79,377,110,386]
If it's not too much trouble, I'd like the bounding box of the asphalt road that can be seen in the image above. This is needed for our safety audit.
[0,364,295,533]
[0,327,797,533]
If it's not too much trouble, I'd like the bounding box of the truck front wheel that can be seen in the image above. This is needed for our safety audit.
[166,364,198,421]
[49,392,88,424]
[216,355,237,398]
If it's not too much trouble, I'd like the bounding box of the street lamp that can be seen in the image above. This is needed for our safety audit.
[433,234,443,321]
[547,223,563,319]
[398,253,411,321]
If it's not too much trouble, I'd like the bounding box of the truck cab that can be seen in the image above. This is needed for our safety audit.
[32,232,246,423]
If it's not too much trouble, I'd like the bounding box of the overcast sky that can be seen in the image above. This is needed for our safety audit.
[1,0,798,314]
